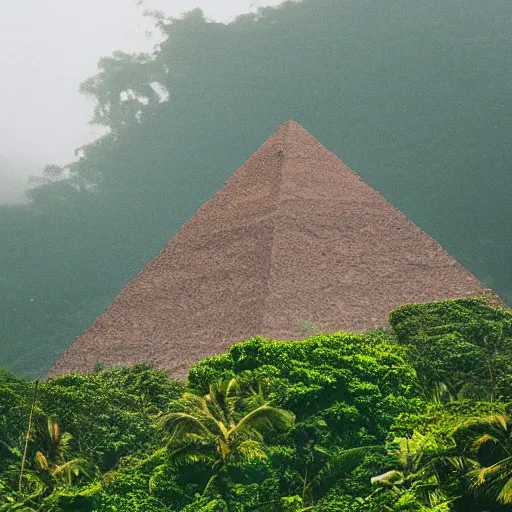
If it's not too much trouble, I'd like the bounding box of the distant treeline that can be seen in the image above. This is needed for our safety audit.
[1,0,511,377]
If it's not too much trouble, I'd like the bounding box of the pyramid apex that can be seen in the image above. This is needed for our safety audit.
[275,119,309,133]
[259,120,328,158]
[254,119,335,165]
[282,119,300,127]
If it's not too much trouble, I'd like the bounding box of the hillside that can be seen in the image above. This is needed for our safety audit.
[2,298,512,511]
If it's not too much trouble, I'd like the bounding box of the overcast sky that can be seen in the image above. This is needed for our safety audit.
[1,0,284,170]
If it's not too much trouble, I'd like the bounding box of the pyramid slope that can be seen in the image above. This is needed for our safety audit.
[47,121,486,379]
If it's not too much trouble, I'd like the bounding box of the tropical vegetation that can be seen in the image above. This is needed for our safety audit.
[1,298,512,510]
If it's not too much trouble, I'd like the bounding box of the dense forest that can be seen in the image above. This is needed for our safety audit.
[1,298,512,511]
[1,0,511,377]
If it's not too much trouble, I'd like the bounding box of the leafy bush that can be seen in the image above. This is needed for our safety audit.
[390,299,512,399]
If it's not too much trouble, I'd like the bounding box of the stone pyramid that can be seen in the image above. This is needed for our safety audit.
[47,121,487,379]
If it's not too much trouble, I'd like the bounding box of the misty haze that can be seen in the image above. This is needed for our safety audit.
[1,1,512,508]
[0,0,283,202]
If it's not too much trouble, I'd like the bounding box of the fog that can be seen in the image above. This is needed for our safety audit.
[0,0,284,202]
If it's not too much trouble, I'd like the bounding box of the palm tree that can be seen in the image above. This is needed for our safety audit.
[451,414,512,505]
[306,444,378,505]
[34,418,91,487]
[158,378,294,493]
[371,431,453,511]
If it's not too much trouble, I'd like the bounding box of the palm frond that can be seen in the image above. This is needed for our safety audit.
[34,451,49,471]
[488,415,509,433]
[169,444,214,464]
[226,377,240,397]
[313,445,331,456]
[498,476,512,504]
[158,378,293,472]
[426,488,452,507]
[467,464,502,486]
[205,378,241,425]
[47,418,60,445]
[225,378,241,418]
[210,416,230,441]
[51,458,92,481]
[248,383,267,405]
[0,440,20,459]
[168,432,217,460]
[206,384,228,425]
[313,446,378,498]
[168,443,218,469]
[445,456,478,473]
[235,440,267,462]
[218,437,231,461]
[473,433,498,449]
[159,412,212,442]
[182,392,212,416]
[455,414,510,437]
[233,405,294,438]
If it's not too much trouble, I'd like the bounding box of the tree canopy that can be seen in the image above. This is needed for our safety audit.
[2,299,512,510]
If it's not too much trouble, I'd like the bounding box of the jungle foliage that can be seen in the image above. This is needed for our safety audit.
[1,0,512,377]
[2,298,512,511]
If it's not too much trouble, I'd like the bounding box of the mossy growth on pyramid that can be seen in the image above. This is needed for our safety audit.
[48,121,490,379]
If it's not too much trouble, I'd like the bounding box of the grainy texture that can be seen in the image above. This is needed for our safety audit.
[47,121,488,379]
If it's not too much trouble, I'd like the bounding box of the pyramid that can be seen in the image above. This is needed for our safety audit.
[47,121,488,379]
